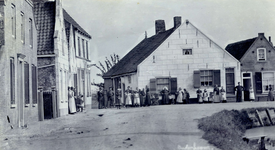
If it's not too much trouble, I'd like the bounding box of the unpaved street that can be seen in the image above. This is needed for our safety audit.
[1,102,274,150]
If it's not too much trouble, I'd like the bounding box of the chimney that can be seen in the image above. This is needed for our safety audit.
[173,16,181,28]
[269,36,273,46]
[258,33,264,37]
[155,20,165,34]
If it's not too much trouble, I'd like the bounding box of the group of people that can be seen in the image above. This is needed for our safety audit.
[196,85,227,103]
[68,87,84,114]
[97,86,152,109]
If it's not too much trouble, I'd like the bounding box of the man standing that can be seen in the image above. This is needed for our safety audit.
[107,87,114,108]
[234,82,244,102]
[97,87,104,109]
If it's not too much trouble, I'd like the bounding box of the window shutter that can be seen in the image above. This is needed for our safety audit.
[150,78,156,93]
[24,63,30,104]
[255,72,262,93]
[213,70,221,87]
[170,78,177,94]
[193,71,200,88]
[32,65,37,104]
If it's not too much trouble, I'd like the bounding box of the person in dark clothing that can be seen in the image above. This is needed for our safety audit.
[97,87,104,109]
[234,82,244,102]
[107,87,114,108]
[184,89,190,104]
[160,87,169,105]
[145,86,151,106]
[139,89,145,107]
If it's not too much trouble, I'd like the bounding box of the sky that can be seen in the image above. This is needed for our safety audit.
[62,0,275,87]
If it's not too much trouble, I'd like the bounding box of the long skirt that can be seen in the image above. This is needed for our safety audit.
[176,93,183,103]
[140,96,144,106]
[145,94,151,106]
[220,92,226,101]
[68,97,76,113]
[134,97,140,105]
[214,94,220,103]
[125,96,132,105]
[198,94,203,103]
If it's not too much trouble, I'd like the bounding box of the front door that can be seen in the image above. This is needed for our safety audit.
[242,72,253,101]
[225,68,235,94]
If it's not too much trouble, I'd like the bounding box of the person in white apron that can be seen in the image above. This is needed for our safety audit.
[196,88,203,104]
[213,85,220,103]
[249,86,255,102]
[202,89,208,103]
[176,87,183,104]
[220,86,226,103]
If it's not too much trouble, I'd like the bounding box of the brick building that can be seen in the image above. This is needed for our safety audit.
[103,17,241,101]
[225,33,275,101]
[34,0,92,117]
[0,0,38,133]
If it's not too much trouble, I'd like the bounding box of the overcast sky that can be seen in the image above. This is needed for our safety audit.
[63,0,275,86]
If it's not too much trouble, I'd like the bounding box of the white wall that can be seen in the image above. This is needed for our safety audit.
[138,21,241,98]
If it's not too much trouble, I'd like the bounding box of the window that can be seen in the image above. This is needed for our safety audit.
[128,76,131,84]
[262,72,274,93]
[200,70,213,86]
[11,4,16,38]
[21,12,25,43]
[257,48,266,61]
[194,70,220,88]
[78,37,81,57]
[156,78,169,92]
[24,62,30,105]
[150,78,177,94]
[10,58,15,105]
[29,18,33,48]
[62,29,64,55]
[32,65,37,104]
[86,41,89,59]
[60,70,63,102]
[82,39,85,58]
[182,49,192,55]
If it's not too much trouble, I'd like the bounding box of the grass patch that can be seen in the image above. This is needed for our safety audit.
[198,107,275,150]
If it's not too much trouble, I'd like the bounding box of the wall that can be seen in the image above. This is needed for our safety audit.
[0,0,38,133]
[241,34,275,97]
[138,21,241,98]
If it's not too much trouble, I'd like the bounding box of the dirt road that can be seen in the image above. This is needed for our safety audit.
[1,102,274,150]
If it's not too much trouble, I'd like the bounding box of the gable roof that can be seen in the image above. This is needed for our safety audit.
[103,28,176,78]
[34,1,56,55]
[225,37,257,60]
[63,9,91,39]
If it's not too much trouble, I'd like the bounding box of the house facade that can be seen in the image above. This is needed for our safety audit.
[34,0,92,118]
[225,33,275,101]
[0,0,38,132]
[103,17,241,101]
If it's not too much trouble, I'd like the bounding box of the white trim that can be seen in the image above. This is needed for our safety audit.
[241,71,253,89]
[261,71,275,94]
[257,48,266,61]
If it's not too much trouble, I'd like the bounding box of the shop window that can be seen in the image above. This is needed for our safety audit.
[262,72,274,93]
[182,49,192,55]
[257,48,266,61]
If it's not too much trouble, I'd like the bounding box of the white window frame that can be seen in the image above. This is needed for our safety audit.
[261,71,275,93]
[257,48,266,61]
[200,70,213,87]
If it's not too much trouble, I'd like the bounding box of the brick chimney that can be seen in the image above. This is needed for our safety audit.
[173,16,181,28]
[155,20,165,34]
[269,36,273,46]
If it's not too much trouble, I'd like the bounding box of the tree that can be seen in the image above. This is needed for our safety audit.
[91,53,120,88]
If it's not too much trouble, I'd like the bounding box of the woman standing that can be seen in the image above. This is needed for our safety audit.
[176,87,184,104]
[196,88,203,104]
[116,89,122,109]
[68,87,76,114]
[139,89,145,107]
[134,88,140,107]
[249,86,255,102]
[220,86,226,103]
[161,87,169,105]
[213,85,220,103]
[202,89,208,103]
[125,89,132,108]
[145,87,151,106]
[268,86,274,101]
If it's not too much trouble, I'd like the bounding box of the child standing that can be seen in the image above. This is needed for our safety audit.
[202,89,208,103]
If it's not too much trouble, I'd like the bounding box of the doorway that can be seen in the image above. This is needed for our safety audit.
[242,72,253,101]
[225,68,235,94]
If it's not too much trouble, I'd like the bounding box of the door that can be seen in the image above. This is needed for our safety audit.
[18,61,24,127]
[242,72,252,101]
[225,68,235,94]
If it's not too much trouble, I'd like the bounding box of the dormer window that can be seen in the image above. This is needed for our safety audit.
[257,48,266,61]
[182,49,192,55]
